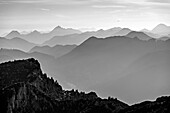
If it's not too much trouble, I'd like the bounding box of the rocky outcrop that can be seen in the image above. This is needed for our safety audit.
[0,58,170,113]
[0,83,57,113]
[0,58,128,113]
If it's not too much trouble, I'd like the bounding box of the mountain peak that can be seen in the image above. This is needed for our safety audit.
[156,23,168,27]
[108,27,122,31]
[29,30,40,35]
[52,26,64,31]
[87,36,98,41]
[56,25,62,28]
[32,30,39,33]
[126,31,152,40]
[5,30,21,39]
[141,28,150,32]
[153,24,168,30]
[152,23,170,35]
[8,30,20,36]
[114,28,132,36]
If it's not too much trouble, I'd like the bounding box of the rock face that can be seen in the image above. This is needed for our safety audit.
[0,58,62,113]
[0,58,128,113]
[0,58,170,113]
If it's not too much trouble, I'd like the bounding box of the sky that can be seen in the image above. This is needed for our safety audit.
[0,0,170,35]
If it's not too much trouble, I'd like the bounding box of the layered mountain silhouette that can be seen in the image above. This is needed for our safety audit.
[0,58,128,113]
[114,28,131,36]
[126,31,152,40]
[55,36,170,103]
[5,30,21,38]
[93,50,170,103]
[42,27,131,46]
[152,24,170,36]
[160,36,170,41]
[1,35,170,104]
[29,44,76,58]
[4,24,170,46]
[0,37,37,52]
[5,26,81,44]
[1,24,170,105]
[0,49,63,82]
[0,58,170,113]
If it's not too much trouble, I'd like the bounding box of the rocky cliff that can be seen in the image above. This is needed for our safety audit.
[0,58,170,113]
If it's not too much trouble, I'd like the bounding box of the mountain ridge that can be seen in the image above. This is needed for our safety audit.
[0,37,37,52]
[5,26,82,44]
[0,58,170,113]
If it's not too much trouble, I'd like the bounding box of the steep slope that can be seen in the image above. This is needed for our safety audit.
[5,30,21,39]
[0,49,62,83]
[0,37,37,52]
[29,44,76,58]
[0,58,62,113]
[0,58,129,113]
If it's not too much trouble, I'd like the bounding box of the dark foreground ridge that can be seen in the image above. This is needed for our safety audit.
[0,58,169,113]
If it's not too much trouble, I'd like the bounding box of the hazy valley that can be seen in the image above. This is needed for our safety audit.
[1,24,170,105]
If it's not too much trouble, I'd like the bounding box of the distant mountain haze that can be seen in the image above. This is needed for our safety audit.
[1,24,170,104]
[140,28,150,32]
[152,24,170,36]
[5,31,21,39]
[29,44,77,58]
[0,49,65,84]
[43,27,131,46]
[4,24,169,46]
[114,28,132,36]
[92,50,170,104]
[55,36,170,103]
[0,37,37,52]
[159,36,170,41]
[1,58,170,112]
[1,36,170,104]
[5,26,82,44]
[126,31,153,40]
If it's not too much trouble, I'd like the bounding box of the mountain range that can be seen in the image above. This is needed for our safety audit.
[42,27,132,46]
[0,37,37,52]
[152,24,170,36]
[29,44,76,58]
[126,31,153,40]
[5,26,82,44]
[1,23,170,104]
[4,24,170,46]
[55,35,170,104]
[1,33,170,104]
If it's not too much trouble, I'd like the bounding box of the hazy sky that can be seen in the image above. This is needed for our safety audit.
[0,0,170,35]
